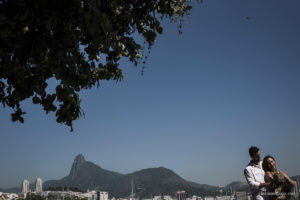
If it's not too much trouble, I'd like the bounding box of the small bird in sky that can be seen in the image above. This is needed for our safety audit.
[246,16,251,20]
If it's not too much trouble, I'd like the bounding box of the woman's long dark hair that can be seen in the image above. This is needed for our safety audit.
[262,155,276,172]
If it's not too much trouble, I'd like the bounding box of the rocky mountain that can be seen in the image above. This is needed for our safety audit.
[44,154,216,197]
[0,187,20,193]
[9,154,296,196]
[109,167,216,198]
[188,181,218,191]
[69,154,86,180]
[225,181,250,192]
[44,154,123,192]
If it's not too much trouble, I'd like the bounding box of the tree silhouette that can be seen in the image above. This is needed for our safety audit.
[0,0,197,131]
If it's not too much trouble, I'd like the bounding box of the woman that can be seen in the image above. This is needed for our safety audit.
[262,155,296,200]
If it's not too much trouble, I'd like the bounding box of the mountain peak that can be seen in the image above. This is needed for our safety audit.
[43,155,220,197]
[75,154,85,162]
[69,154,86,180]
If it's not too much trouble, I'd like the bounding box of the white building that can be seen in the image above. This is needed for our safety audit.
[0,192,19,200]
[192,195,202,200]
[204,197,215,200]
[216,196,231,200]
[153,195,162,200]
[21,179,30,193]
[35,178,43,192]
[40,190,97,200]
[97,191,108,200]
[163,195,172,200]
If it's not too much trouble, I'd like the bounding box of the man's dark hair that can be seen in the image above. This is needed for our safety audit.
[262,155,276,172]
[249,146,260,157]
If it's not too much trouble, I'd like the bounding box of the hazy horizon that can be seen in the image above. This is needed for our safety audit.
[1,152,299,189]
[1,0,300,189]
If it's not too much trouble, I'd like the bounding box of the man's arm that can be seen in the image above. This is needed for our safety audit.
[258,182,270,188]
[244,168,269,189]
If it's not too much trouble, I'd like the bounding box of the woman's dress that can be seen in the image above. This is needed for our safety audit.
[266,170,293,200]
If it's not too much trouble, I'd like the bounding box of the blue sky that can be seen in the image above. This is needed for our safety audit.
[1,0,300,188]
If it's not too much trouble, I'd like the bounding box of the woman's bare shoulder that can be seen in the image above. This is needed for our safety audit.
[279,171,287,176]
[265,171,273,178]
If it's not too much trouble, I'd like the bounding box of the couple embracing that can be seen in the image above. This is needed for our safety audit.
[244,146,296,200]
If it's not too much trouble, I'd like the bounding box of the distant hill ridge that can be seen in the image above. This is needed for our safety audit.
[43,154,216,197]
[225,181,250,192]
[2,154,299,197]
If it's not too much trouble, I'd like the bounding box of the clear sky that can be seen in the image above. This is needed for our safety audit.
[1,0,300,189]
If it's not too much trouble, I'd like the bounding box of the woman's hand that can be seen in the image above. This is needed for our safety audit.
[280,171,296,187]
[264,172,275,189]
[265,171,274,182]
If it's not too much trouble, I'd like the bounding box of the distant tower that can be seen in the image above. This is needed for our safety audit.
[21,179,29,193]
[131,179,135,200]
[35,178,43,192]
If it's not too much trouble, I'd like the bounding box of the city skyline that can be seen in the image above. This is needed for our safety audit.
[1,0,300,189]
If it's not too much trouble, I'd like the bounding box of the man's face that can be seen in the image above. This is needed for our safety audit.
[251,151,261,162]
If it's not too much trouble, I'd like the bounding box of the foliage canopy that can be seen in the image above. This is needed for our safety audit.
[0,0,195,131]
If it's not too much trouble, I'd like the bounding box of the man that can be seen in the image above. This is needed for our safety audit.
[244,146,270,200]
